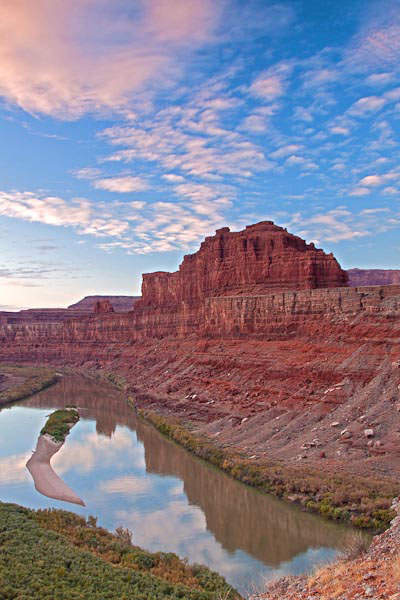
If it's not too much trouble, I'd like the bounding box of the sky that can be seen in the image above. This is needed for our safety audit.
[1,0,400,310]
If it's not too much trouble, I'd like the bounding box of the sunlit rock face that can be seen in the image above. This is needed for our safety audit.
[137,221,348,309]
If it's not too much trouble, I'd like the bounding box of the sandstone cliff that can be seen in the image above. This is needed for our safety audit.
[138,221,348,308]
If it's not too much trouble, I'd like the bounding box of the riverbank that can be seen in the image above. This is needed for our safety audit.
[6,363,399,531]
[252,497,400,599]
[0,501,239,600]
[0,364,58,407]
[137,407,397,532]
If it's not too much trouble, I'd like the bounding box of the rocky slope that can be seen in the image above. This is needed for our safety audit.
[348,268,400,287]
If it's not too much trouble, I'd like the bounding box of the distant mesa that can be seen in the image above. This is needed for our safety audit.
[347,268,400,287]
[68,295,138,312]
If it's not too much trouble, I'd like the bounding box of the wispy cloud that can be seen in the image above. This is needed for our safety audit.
[0,0,220,118]
[348,96,386,116]
[93,176,148,193]
[289,206,400,244]
[249,62,292,100]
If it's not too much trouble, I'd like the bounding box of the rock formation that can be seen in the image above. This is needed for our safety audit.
[138,222,348,308]
[348,268,400,287]
[94,300,115,314]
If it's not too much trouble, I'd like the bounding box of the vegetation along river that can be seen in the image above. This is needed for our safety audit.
[0,374,353,593]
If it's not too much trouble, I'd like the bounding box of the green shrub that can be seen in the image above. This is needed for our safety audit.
[40,408,79,442]
[0,502,240,600]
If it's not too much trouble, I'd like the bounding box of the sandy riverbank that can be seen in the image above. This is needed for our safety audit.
[26,433,85,506]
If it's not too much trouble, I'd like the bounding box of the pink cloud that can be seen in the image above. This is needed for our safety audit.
[0,0,219,118]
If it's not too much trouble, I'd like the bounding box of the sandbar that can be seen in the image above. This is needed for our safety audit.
[26,433,85,506]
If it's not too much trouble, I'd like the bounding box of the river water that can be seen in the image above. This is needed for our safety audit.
[0,374,352,593]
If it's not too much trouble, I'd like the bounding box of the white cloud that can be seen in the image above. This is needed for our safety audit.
[93,176,148,193]
[162,174,185,183]
[343,4,400,71]
[0,191,92,228]
[348,96,387,116]
[249,62,292,100]
[330,126,350,136]
[349,187,371,197]
[100,476,152,495]
[303,68,339,88]
[289,206,400,244]
[385,87,400,101]
[359,175,382,186]
[293,106,313,122]
[383,186,398,195]
[270,145,302,159]
[285,155,318,170]
[74,167,101,180]
[239,114,269,133]
[365,73,393,86]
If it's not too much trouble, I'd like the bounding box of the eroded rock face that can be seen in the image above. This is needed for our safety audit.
[348,268,400,287]
[138,222,348,308]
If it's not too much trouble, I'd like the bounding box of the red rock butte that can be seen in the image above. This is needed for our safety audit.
[138,221,348,308]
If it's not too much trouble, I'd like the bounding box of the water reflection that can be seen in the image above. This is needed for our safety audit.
[0,375,355,591]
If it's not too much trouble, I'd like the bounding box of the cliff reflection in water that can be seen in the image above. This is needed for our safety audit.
[21,374,349,568]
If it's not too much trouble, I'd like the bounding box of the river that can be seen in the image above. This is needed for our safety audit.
[0,374,352,593]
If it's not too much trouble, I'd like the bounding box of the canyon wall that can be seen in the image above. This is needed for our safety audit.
[0,285,399,362]
[0,222,398,352]
[1,222,399,478]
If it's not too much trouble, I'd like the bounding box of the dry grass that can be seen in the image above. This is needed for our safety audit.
[392,553,400,584]
[339,530,371,560]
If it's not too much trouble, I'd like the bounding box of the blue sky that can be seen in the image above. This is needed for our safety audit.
[1,0,400,309]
